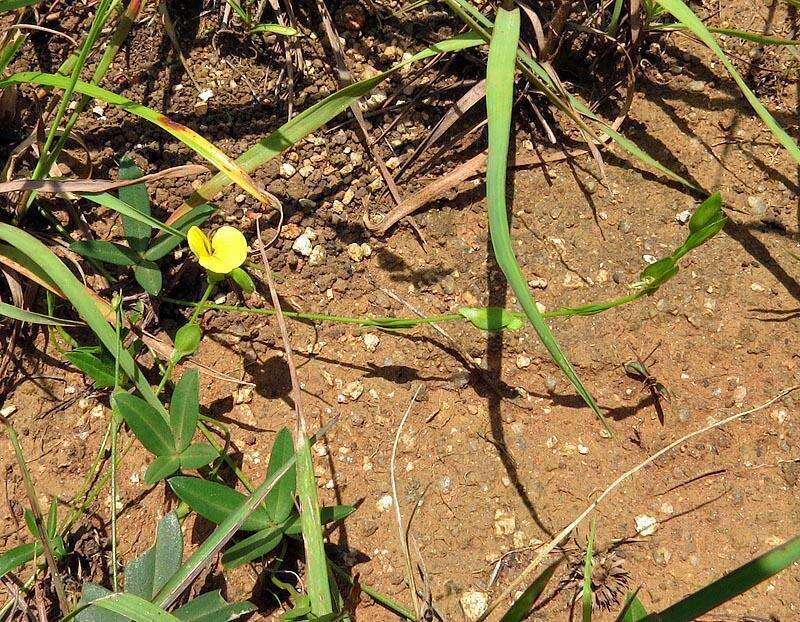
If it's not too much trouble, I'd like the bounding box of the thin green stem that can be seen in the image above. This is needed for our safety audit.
[189,282,215,324]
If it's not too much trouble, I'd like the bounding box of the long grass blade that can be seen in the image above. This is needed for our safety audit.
[0,72,278,209]
[485,6,610,432]
[0,301,83,326]
[655,0,800,164]
[643,533,800,621]
[582,520,597,622]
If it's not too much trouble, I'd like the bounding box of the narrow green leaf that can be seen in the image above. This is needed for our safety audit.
[185,33,483,208]
[222,0,250,24]
[173,591,255,622]
[64,349,117,388]
[146,204,216,261]
[0,542,39,580]
[118,155,153,253]
[179,443,217,470]
[615,592,648,622]
[221,526,284,569]
[170,369,199,451]
[644,533,800,622]
[458,306,524,332]
[283,505,355,535]
[655,0,800,164]
[69,593,180,622]
[125,512,184,600]
[0,301,82,326]
[76,584,127,622]
[265,428,296,524]
[485,7,610,433]
[0,0,40,11]
[83,192,183,237]
[144,454,181,485]
[134,259,163,295]
[583,520,597,622]
[114,392,175,456]
[0,224,166,415]
[251,23,300,36]
[71,240,140,265]
[168,477,271,532]
[500,560,560,622]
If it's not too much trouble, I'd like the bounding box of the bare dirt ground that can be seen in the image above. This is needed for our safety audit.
[2,0,800,620]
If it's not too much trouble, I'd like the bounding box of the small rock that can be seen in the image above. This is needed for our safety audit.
[298,165,314,178]
[376,494,393,511]
[193,100,208,115]
[675,210,692,224]
[643,254,657,264]
[635,514,658,536]
[493,509,516,536]
[653,546,671,565]
[198,89,214,102]
[678,407,691,422]
[308,244,327,266]
[360,519,379,536]
[750,282,765,292]
[342,380,364,401]
[528,277,548,289]
[733,385,747,407]
[781,461,799,486]
[545,376,557,391]
[747,196,768,216]
[688,79,705,92]
[612,270,627,284]
[362,333,380,352]
[0,405,16,417]
[719,109,737,130]
[577,443,589,455]
[618,220,632,233]
[386,156,401,169]
[280,162,297,178]
[515,354,531,369]
[459,591,488,622]
[292,232,314,257]
[347,242,364,262]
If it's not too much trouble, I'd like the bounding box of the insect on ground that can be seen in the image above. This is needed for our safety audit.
[623,341,671,424]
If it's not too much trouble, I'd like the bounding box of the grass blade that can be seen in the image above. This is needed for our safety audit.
[485,6,610,432]
[0,72,278,209]
[644,533,800,621]
[0,224,166,415]
[582,520,597,622]
[655,0,800,164]
[499,559,560,622]
[0,301,82,326]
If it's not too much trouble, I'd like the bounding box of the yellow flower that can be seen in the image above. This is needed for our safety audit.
[187,226,248,274]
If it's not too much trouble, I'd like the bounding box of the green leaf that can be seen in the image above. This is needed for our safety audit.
[265,428,296,524]
[168,477,271,532]
[83,192,183,238]
[284,505,355,535]
[0,224,166,416]
[616,592,648,622]
[124,512,184,600]
[180,443,217,470]
[70,593,180,622]
[653,0,800,165]
[643,533,800,622]
[145,204,216,261]
[0,542,39,580]
[71,239,140,265]
[228,267,254,294]
[134,260,163,295]
[170,369,199,451]
[583,520,597,622]
[174,323,202,359]
[64,348,117,388]
[500,559,560,622]
[637,258,678,294]
[186,33,483,208]
[0,301,82,326]
[114,392,175,456]
[251,23,300,36]
[458,306,524,332]
[173,591,255,622]
[484,7,610,434]
[0,0,40,12]
[221,526,284,568]
[118,155,152,253]
[673,193,726,260]
[145,454,181,485]
[76,584,127,622]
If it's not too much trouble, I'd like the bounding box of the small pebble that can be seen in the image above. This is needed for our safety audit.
[515,354,531,369]
[459,591,488,622]
[675,210,692,224]
[635,514,658,536]
[747,196,768,216]
[362,333,380,352]
[280,162,297,178]
[688,79,705,92]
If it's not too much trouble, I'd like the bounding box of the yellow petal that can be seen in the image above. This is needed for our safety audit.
[198,255,232,274]
[187,226,212,259]
[209,226,248,274]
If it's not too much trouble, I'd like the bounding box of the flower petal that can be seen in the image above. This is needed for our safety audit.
[210,226,248,274]
[187,226,212,259]
[198,255,231,274]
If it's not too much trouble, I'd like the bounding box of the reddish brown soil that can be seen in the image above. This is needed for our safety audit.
[2,1,800,621]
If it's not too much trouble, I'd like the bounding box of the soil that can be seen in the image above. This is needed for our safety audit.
[1,0,800,621]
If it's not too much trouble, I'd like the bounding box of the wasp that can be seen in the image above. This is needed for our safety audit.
[623,341,671,424]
